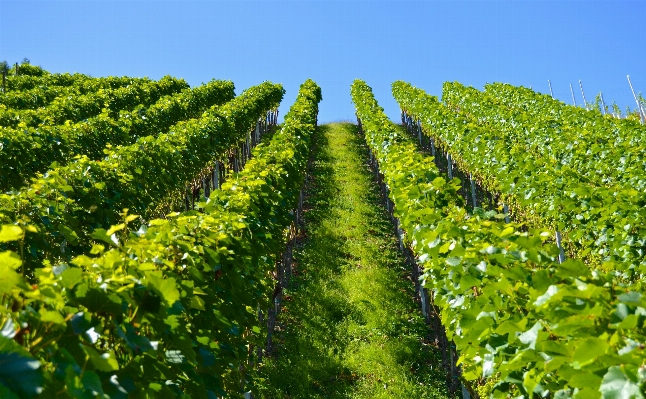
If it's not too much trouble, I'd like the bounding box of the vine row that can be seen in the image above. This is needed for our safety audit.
[0,79,234,192]
[393,81,646,284]
[352,79,645,398]
[0,82,283,272]
[0,76,188,128]
[0,79,321,398]
[1,75,152,110]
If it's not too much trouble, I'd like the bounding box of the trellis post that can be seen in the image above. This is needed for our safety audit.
[627,75,646,124]
[579,80,589,110]
[548,80,554,98]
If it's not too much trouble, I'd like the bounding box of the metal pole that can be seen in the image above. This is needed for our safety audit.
[548,80,554,98]
[462,384,472,399]
[203,177,209,199]
[627,75,646,124]
[555,231,566,263]
[447,154,453,179]
[570,84,577,106]
[503,204,510,224]
[470,175,477,208]
[214,162,220,189]
[579,80,589,109]
[600,92,607,115]
[417,120,422,145]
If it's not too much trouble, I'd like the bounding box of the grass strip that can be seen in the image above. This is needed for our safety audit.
[256,122,449,399]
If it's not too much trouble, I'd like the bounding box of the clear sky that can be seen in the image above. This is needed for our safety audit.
[1,1,645,123]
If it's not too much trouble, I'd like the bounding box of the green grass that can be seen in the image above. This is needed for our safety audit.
[254,123,449,399]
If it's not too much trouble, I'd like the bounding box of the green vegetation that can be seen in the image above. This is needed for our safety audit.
[1,81,282,272]
[395,80,646,278]
[256,123,448,399]
[0,76,319,398]
[354,79,646,398]
[2,63,644,398]
[0,78,233,192]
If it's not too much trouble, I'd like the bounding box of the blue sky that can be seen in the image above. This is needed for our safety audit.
[1,1,645,123]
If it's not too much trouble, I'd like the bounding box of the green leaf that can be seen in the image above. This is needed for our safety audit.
[446,256,462,266]
[190,296,205,310]
[459,274,480,290]
[90,229,119,247]
[58,225,79,245]
[146,273,180,307]
[106,223,126,236]
[61,267,83,289]
[0,385,20,399]
[0,263,23,296]
[534,285,558,306]
[164,315,180,330]
[0,251,21,271]
[0,226,23,243]
[38,309,65,326]
[171,334,196,363]
[71,370,105,398]
[483,353,495,378]
[81,346,119,372]
[74,288,122,315]
[518,322,542,350]
[570,371,603,390]
[600,366,643,399]
[0,338,43,398]
[495,320,522,336]
[572,338,609,365]
[618,292,642,304]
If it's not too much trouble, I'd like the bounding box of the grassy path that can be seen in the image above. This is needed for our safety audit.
[255,123,448,399]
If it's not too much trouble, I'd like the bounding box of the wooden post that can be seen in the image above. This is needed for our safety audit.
[570,84,577,106]
[627,75,646,124]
